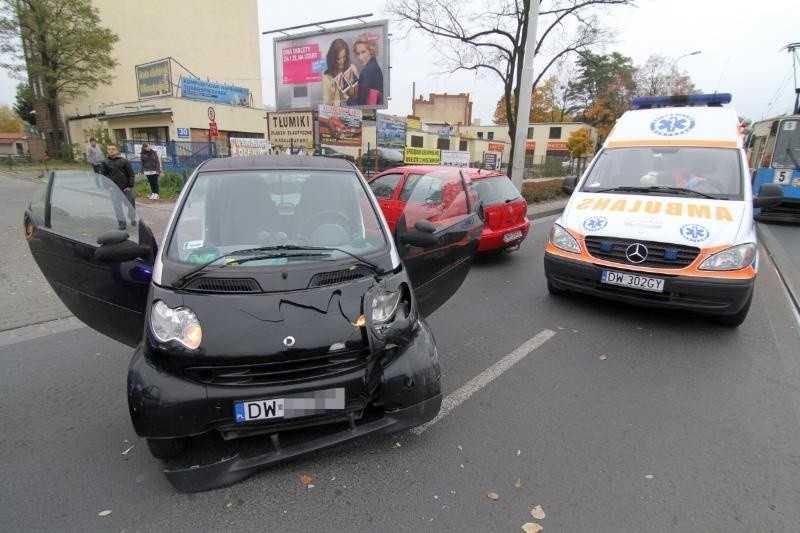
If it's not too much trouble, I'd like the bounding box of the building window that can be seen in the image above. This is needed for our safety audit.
[113,129,127,143]
[487,131,494,140]
[436,138,450,150]
[131,127,168,143]
[459,140,468,151]
[411,135,424,148]
[527,127,533,138]
[477,132,484,139]
[549,127,562,139]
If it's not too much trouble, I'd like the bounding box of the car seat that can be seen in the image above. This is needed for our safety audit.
[294,174,356,246]
[208,175,277,246]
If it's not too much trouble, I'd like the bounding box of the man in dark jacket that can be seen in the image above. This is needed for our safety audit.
[101,143,137,230]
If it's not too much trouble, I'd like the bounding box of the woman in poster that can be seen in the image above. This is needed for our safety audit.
[322,38,357,106]
[350,33,383,106]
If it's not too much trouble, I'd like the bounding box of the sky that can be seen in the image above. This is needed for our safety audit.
[1,0,797,124]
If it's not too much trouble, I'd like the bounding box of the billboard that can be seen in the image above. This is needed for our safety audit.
[266,111,314,149]
[274,21,389,111]
[318,104,362,147]
[180,77,251,106]
[376,113,406,149]
[135,59,172,99]
[404,147,440,164]
[230,138,271,156]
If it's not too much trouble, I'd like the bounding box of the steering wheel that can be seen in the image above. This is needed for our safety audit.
[300,211,352,244]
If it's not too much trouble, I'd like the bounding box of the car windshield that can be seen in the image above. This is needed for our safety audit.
[166,169,388,265]
[472,175,522,205]
[772,119,800,169]
[579,147,744,199]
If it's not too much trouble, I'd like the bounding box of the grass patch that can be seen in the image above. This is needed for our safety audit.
[522,178,567,204]
[133,170,186,200]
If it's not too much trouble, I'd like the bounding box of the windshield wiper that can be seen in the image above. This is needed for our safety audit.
[172,245,381,289]
[592,186,717,199]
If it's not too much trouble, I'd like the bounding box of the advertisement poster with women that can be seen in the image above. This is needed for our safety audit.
[273,21,389,111]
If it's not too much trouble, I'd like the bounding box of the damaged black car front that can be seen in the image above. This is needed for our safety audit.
[24,156,482,491]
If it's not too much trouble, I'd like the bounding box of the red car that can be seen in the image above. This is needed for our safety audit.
[368,165,530,253]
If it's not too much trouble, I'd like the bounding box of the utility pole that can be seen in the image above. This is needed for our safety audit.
[510,0,540,192]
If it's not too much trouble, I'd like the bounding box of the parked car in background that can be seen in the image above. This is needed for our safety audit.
[314,145,355,162]
[368,165,530,253]
[361,147,405,174]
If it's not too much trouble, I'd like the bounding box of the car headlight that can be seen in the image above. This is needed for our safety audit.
[549,223,581,253]
[371,288,401,324]
[699,243,756,271]
[150,300,203,349]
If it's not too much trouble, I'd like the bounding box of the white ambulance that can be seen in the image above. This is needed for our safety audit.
[544,93,783,326]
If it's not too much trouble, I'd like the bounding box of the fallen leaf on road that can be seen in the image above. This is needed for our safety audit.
[598,354,608,361]
[521,522,543,533]
[531,505,546,519]
[98,510,112,517]
[514,478,522,489]
[300,475,314,485]
[487,492,500,501]
[645,474,654,479]
[121,444,135,455]
[394,441,402,448]
[225,502,233,508]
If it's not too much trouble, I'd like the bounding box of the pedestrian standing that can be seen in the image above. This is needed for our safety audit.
[85,137,105,187]
[100,143,137,230]
[139,143,162,200]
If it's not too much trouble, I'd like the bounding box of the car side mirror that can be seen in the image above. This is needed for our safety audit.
[753,183,783,209]
[562,176,577,195]
[94,229,153,262]
[398,219,439,247]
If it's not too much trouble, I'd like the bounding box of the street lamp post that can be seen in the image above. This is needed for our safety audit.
[671,50,702,71]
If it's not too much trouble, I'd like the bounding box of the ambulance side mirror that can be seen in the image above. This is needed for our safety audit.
[753,183,783,209]
[562,176,578,195]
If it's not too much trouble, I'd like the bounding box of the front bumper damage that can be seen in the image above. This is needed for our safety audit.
[128,299,442,492]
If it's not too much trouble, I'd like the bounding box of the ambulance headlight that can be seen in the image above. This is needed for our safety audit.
[549,223,581,253]
[699,243,756,271]
[150,300,202,349]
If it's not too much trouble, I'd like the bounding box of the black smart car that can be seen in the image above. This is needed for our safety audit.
[23,156,483,491]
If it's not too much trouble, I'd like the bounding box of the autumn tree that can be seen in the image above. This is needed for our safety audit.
[493,75,560,123]
[0,105,25,133]
[634,54,699,96]
[0,0,118,156]
[566,126,592,157]
[386,0,634,179]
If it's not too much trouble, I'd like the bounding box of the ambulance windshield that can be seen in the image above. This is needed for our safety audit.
[581,147,744,199]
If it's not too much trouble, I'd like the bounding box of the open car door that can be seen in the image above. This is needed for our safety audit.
[394,168,483,317]
[23,170,157,347]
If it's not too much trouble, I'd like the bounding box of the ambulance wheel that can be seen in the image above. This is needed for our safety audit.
[146,437,187,459]
[713,295,752,327]
[547,279,568,296]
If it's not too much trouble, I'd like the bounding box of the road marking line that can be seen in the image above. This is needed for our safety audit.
[0,316,84,348]
[411,329,556,435]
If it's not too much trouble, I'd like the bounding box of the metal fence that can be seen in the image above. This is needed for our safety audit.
[121,141,218,174]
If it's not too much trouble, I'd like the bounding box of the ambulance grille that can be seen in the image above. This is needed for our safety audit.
[585,237,700,268]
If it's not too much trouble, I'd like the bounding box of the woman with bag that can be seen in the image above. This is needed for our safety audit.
[140,143,162,200]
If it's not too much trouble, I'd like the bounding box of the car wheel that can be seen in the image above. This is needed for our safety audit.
[712,294,752,327]
[146,437,187,460]
[547,279,568,296]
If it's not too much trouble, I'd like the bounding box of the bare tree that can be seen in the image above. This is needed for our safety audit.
[386,0,634,167]
[634,54,699,96]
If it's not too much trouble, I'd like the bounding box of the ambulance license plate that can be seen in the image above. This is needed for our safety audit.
[601,270,664,293]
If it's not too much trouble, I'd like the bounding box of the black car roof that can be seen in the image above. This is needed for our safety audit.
[198,155,355,172]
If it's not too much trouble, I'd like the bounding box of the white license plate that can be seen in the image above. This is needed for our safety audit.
[601,270,665,293]
[503,230,523,243]
[234,388,345,423]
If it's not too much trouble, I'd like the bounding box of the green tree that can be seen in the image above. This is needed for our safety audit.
[386,0,634,181]
[569,51,637,143]
[0,0,118,156]
[13,82,35,124]
[0,105,26,132]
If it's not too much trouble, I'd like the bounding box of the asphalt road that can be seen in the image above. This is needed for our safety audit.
[2,205,800,532]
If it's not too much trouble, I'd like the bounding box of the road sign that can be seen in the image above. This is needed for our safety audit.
[207,106,215,121]
[209,121,218,137]
[176,127,190,138]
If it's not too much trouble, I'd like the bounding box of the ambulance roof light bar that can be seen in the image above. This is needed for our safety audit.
[632,93,732,109]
